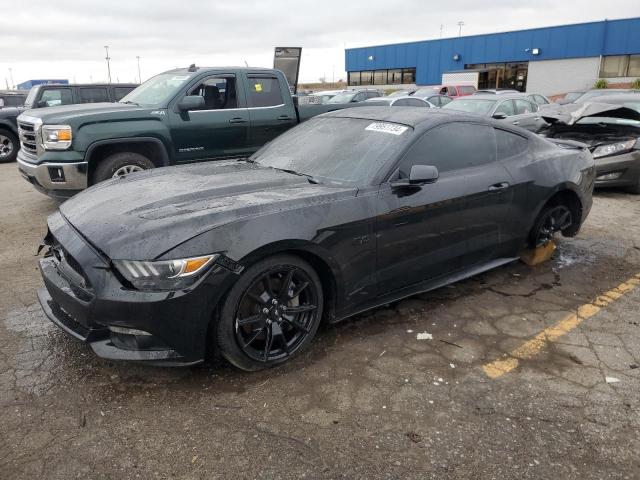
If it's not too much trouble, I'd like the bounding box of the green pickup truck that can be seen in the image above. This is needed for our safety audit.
[17,66,345,198]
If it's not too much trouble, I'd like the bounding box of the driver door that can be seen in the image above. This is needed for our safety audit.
[375,122,515,294]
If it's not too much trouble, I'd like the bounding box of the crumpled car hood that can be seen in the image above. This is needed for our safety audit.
[59,160,356,260]
[541,102,640,125]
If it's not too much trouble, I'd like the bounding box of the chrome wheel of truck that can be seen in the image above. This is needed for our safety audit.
[113,165,145,177]
[92,152,155,184]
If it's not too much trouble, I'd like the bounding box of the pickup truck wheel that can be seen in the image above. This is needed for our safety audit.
[216,254,323,371]
[0,129,18,163]
[92,152,155,184]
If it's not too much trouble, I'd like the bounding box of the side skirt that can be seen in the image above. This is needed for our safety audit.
[330,257,519,324]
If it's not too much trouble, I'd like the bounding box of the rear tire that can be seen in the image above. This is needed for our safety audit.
[0,129,18,164]
[92,152,154,184]
[528,200,574,249]
[216,254,323,371]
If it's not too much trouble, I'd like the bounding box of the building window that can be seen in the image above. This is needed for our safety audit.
[600,54,640,78]
[374,70,388,85]
[348,72,361,86]
[360,71,373,86]
[388,69,403,84]
[347,68,416,86]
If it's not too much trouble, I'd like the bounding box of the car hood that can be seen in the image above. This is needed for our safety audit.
[59,161,357,260]
[541,102,640,126]
[20,102,148,124]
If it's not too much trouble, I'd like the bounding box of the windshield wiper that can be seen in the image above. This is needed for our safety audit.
[276,168,320,184]
[120,100,139,106]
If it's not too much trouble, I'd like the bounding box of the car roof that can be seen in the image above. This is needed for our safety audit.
[35,83,138,88]
[321,106,482,128]
[590,93,640,104]
[458,93,526,100]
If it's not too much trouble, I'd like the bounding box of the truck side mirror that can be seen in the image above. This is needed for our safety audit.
[177,95,205,112]
[492,112,508,120]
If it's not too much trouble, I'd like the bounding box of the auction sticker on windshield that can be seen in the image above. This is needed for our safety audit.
[365,122,409,135]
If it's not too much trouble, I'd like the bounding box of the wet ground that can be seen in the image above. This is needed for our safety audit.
[1,162,639,479]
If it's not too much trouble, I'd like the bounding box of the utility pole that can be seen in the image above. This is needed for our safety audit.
[104,46,112,83]
[457,21,465,37]
[136,56,141,83]
[440,24,443,38]
[8,68,15,89]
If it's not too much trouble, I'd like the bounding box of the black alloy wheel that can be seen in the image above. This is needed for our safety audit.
[217,255,323,371]
[530,204,573,248]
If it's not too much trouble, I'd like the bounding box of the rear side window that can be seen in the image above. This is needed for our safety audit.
[114,87,135,101]
[398,122,496,175]
[246,76,283,108]
[78,88,109,103]
[459,86,476,94]
[38,88,73,107]
[495,129,528,160]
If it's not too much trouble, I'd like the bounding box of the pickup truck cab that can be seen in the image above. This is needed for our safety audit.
[1,83,136,164]
[17,66,350,198]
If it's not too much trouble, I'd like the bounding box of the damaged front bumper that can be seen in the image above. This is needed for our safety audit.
[37,211,236,366]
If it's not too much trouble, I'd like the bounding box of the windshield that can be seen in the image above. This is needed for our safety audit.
[443,98,496,115]
[327,92,356,104]
[24,87,38,108]
[250,117,412,185]
[119,72,194,106]
[564,92,584,103]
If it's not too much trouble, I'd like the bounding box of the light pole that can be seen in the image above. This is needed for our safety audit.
[8,68,14,89]
[136,56,141,83]
[457,21,465,37]
[104,46,112,83]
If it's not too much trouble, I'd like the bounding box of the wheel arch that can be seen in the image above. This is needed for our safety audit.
[85,137,170,182]
[531,184,584,238]
[0,120,18,136]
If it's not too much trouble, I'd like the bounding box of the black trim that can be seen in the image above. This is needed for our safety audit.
[85,137,170,166]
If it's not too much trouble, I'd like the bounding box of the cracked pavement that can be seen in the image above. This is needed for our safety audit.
[1,163,639,479]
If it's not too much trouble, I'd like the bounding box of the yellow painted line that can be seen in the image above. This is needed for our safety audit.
[483,273,640,379]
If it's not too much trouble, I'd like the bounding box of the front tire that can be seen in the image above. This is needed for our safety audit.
[92,152,154,184]
[0,129,18,163]
[216,254,324,371]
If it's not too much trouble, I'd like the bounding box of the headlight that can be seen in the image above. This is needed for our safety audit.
[113,254,219,291]
[41,125,72,150]
[592,140,636,159]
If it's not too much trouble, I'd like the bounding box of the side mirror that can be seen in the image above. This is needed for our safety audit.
[492,112,508,120]
[177,95,205,112]
[350,98,359,103]
[390,165,439,189]
[409,165,439,184]
[36,100,48,108]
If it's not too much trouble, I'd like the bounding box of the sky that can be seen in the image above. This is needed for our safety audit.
[1,0,639,88]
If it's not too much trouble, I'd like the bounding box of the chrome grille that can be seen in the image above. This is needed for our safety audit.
[18,121,38,156]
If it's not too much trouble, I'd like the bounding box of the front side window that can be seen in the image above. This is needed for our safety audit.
[514,99,536,114]
[78,88,109,103]
[38,88,73,107]
[252,117,412,185]
[114,87,135,101]
[246,76,283,108]
[189,76,238,110]
[495,100,516,116]
[397,122,496,176]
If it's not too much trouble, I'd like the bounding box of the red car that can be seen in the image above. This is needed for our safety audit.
[413,84,476,99]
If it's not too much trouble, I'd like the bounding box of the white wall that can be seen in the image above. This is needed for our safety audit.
[442,72,479,88]
[526,57,600,96]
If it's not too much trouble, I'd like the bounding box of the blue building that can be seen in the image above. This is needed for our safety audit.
[344,17,640,95]
[16,79,69,90]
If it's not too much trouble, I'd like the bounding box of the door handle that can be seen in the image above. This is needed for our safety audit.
[512,121,519,125]
[488,182,510,193]
[277,115,293,121]
[229,117,247,124]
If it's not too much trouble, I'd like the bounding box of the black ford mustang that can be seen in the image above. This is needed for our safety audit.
[38,108,595,370]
